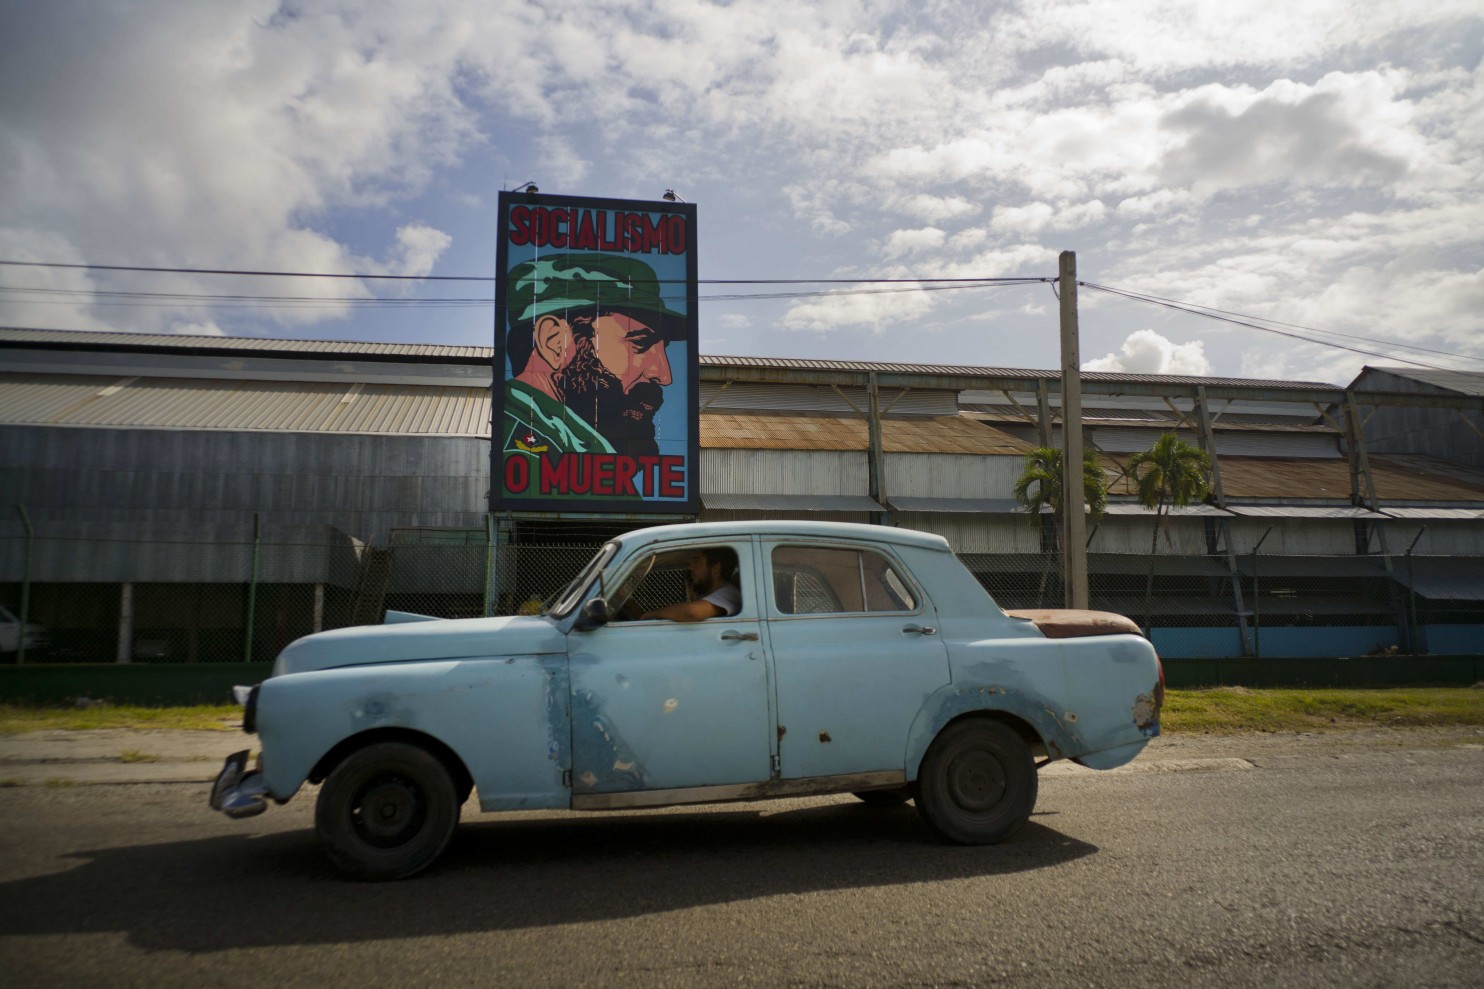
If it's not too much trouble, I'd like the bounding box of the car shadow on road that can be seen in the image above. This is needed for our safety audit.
[0,799,1097,953]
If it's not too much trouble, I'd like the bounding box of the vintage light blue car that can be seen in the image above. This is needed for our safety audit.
[212,521,1162,880]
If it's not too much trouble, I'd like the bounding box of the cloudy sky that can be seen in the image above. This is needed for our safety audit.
[1,0,1481,384]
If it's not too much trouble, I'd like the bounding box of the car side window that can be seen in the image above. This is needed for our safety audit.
[608,545,745,620]
[771,546,917,615]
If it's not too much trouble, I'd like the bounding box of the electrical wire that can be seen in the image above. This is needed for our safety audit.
[5,256,1474,370]
[0,257,1050,287]
[1080,281,1484,371]
[0,280,1048,312]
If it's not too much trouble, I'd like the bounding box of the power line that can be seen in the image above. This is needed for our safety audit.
[1085,282,1484,366]
[0,280,1048,312]
[1081,281,1484,371]
[0,258,1050,286]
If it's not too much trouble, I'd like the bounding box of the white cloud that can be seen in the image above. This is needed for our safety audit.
[781,284,938,334]
[716,313,752,329]
[1084,330,1212,375]
[890,194,978,223]
[381,225,452,279]
[991,200,1107,235]
[882,226,946,258]
[0,0,1477,377]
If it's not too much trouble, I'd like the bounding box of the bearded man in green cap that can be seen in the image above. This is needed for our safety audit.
[502,253,687,466]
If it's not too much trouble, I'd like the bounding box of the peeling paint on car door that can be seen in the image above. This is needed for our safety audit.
[565,540,773,794]
[765,540,951,779]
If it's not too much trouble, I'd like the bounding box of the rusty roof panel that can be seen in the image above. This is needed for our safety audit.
[698,412,1030,454]
[1103,453,1484,503]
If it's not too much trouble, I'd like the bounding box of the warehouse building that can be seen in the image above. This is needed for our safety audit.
[1,327,1481,669]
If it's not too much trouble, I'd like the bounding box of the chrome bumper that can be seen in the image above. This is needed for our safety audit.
[209,749,270,819]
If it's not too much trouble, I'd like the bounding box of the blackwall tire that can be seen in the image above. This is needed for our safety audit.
[915,720,1036,845]
[315,742,460,881]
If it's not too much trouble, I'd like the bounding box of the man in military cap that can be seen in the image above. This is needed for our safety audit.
[502,253,687,465]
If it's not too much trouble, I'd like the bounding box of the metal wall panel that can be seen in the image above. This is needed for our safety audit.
[1084,425,1342,458]
[1348,368,1484,471]
[1377,520,1484,556]
[892,512,1041,554]
[883,453,1024,499]
[699,448,868,496]
[1225,517,1357,555]
[0,425,489,546]
[698,381,958,415]
[1088,516,1210,555]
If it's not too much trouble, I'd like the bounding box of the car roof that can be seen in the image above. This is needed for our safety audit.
[622,520,952,552]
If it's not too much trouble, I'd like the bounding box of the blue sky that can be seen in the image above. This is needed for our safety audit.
[2,0,1481,384]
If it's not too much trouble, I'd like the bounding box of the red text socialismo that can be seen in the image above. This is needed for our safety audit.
[505,453,687,499]
[507,206,688,256]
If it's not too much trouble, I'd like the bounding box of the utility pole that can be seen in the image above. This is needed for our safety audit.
[1059,251,1088,609]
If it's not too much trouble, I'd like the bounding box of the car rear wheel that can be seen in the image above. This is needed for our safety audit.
[315,742,460,881]
[915,719,1036,845]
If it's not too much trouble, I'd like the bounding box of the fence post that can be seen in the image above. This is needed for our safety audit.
[15,504,33,665]
[116,583,133,663]
[1251,527,1272,661]
[1405,526,1426,654]
[483,512,496,617]
[244,513,261,662]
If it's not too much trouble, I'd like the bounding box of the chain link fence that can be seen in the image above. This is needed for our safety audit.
[2,526,1480,663]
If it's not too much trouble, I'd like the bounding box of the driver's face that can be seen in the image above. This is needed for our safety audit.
[686,553,716,593]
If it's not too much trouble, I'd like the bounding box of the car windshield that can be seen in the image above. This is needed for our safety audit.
[546,541,620,618]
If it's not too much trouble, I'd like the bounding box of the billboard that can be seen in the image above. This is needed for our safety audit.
[492,191,699,514]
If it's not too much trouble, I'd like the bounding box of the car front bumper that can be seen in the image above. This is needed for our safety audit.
[209,749,271,819]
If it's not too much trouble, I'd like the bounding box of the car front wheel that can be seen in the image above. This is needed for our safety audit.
[315,742,460,881]
[915,719,1036,845]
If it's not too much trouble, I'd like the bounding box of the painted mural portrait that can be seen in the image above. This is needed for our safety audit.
[502,253,687,462]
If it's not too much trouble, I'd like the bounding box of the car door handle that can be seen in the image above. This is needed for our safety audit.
[720,630,759,641]
[902,624,937,636]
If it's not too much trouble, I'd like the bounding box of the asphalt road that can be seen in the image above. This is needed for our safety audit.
[0,730,1480,988]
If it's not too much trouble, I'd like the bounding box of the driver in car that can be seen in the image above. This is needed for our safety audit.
[642,547,741,622]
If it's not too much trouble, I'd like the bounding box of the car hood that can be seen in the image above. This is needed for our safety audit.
[271,614,566,677]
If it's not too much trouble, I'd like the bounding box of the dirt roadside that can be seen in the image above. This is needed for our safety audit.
[1,724,1479,788]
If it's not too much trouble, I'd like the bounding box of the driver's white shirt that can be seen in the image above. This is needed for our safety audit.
[702,582,742,617]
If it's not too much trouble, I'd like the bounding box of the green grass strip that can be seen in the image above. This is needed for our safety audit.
[2,688,1482,735]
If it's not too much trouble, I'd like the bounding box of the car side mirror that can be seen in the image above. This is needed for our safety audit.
[573,597,611,632]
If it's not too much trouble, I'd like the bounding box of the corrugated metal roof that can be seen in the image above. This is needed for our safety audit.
[1388,558,1484,600]
[1103,503,1231,517]
[701,353,1336,390]
[698,381,959,416]
[0,327,493,362]
[962,403,1331,430]
[1379,507,1484,520]
[1104,454,1484,504]
[3,328,1351,394]
[888,497,1025,514]
[0,372,490,435]
[700,493,884,512]
[1367,367,1484,397]
[1224,505,1389,520]
[698,412,1030,454]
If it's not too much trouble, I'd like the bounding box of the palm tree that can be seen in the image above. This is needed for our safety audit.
[1126,432,1211,632]
[1013,446,1108,606]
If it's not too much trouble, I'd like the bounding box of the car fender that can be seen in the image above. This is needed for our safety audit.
[255,655,570,811]
[903,680,1077,781]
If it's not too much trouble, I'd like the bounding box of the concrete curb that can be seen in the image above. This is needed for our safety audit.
[0,728,250,786]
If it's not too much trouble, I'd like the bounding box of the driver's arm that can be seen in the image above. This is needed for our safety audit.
[641,599,725,622]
